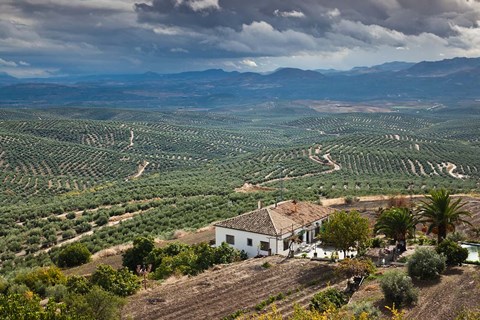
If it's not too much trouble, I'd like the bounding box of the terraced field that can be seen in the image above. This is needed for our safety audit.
[0,106,478,274]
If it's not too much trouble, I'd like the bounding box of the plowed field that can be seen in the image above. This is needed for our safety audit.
[122,256,342,320]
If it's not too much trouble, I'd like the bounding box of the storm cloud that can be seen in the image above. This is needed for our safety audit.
[0,0,479,76]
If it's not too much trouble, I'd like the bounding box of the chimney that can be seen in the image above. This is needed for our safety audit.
[292,199,297,212]
[258,200,263,209]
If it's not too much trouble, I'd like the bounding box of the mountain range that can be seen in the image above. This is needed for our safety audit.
[0,57,479,108]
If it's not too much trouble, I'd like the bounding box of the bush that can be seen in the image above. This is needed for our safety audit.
[66,212,76,220]
[122,237,155,271]
[0,277,8,294]
[45,284,68,302]
[336,258,376,278]
[66,286,125,320]
[310,287,348,312]
[371,237,385,248]
[0,293,78,319]
[436,239,469,266]
[57,243,91,268]
[407,247,446,280]
[74,221,92,234]
[7,283,30,295]
[95,215,109,226]
[62,229,76,240]
[66,275,91,295]
[91,265,140,297]
[347,301,380,319]
[14,266,65,297]
[151,242,242,280]
[446,232,466,243]
[379,270,418,307]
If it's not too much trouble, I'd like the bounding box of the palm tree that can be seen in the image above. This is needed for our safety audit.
[374,207,417,244]
[417,189,472,243]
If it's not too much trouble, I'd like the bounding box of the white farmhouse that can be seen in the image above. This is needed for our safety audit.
[215,200,334,258]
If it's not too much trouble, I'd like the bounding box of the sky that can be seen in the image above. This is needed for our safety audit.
[0,0,480,77]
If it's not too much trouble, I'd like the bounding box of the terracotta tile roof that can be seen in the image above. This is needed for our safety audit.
[215,201,334,236]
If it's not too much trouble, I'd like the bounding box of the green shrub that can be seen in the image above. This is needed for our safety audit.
[0,277,8,294]
[95,215,109,226]
[74,221,92,234]
[407,247,446,280]
[62,229,76,240]
[66,275,91,294]
[222,309,246,320]
[371,237,385,248]
[379,270,418,307]
[57,243,91,268]
[45,284,68,302]
[151,242,242,280]
[66,286,125,320]
[0,293,78,319]
[310,287,348,312]
[347,301,380,319]
[254,292,285,311]
[91,265,140,297]
[446,232,466,243]
[122,237,155,271]
[262,262,272,269]
[436,239,469,266]
[7,283,30,295]
[14,266,65,297]
[66,212,76,220]
[336,258,376,278]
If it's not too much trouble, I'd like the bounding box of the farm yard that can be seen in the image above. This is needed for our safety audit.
[0,105,479,275]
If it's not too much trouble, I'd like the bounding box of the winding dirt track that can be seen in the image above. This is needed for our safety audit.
[259,153,341,186]
[128,129,134,147]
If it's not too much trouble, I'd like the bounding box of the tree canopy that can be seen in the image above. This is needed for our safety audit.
[417,189,472,243]
[374,207,416,242]
[319,210,370,255]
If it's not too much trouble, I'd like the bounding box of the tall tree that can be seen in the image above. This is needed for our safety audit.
[319,210,370,257]
[374,207,416,243]
[417,189,472,243]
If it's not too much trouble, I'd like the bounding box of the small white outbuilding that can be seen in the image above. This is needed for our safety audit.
[214,200,334,257]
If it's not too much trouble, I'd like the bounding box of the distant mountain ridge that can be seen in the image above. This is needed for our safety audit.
[403,57,480,77]
[0,56,479,107]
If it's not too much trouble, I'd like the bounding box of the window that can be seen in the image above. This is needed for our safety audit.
[226,234,235,245]
[260,241,270,251]
[283,239,290,251]
[247,238,253,246]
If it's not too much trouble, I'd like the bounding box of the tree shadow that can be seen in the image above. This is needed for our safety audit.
[444,266,464,276]
[412,276,441,288]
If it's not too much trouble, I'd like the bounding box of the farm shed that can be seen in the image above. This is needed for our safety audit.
[215,200,334,257]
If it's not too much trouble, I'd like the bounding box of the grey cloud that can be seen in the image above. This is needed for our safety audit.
[1,0,480,76]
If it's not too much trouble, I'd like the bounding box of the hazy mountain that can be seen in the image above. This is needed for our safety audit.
[265,68,325,80]
[0,57,478,108]
[349,61,415,74]
[0,72,17,85]
[403,57,480,77]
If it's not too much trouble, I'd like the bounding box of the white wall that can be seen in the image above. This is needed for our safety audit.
[215,217,328,258]
[215,227,278,258]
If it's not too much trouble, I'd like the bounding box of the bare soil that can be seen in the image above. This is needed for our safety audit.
[235,182,276,193]
[350,265,480,320]
[122,256,341,320]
